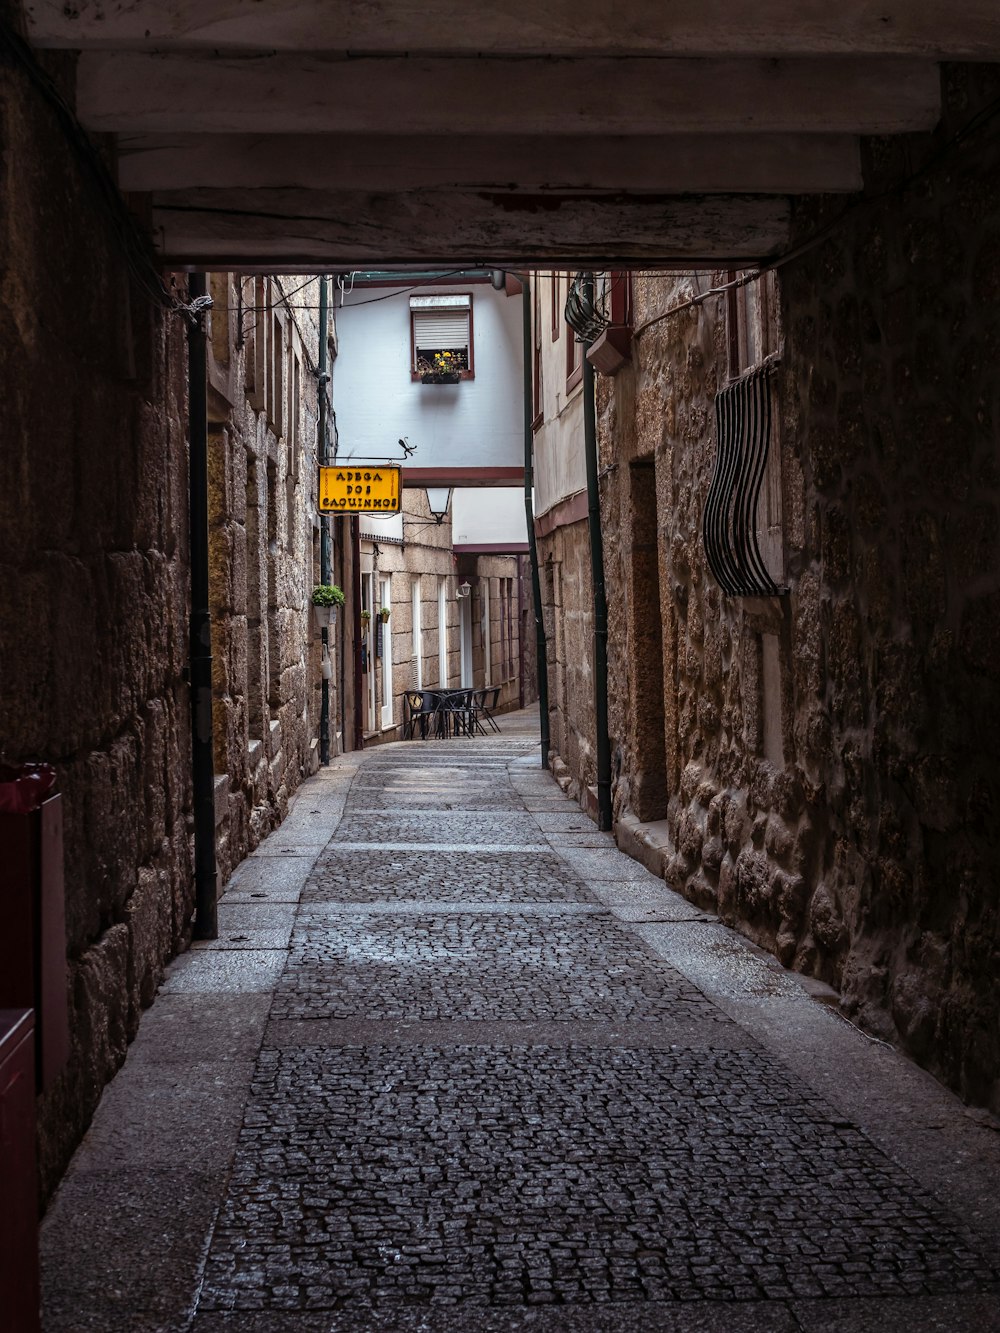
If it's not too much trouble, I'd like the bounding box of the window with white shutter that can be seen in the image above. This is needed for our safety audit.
[410,294,473,380]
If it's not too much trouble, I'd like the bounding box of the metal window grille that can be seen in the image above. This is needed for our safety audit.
[703,362,783,597]
[564,272,611,343]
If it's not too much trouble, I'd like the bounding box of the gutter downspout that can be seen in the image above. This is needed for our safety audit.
[317,276,331,765]
[351,514,364,751]
[582,275,613,830]
[521,275,550,769]
[187,273,218,939]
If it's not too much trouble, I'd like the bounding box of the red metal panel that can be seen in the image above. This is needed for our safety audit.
[0,796,70,1090]
[0,1009,41,1333]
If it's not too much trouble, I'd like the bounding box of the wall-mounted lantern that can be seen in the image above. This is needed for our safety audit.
[426,487,453,525]
[456,580,472,599]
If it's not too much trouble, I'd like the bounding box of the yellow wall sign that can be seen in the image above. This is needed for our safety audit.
[318,465,402,513]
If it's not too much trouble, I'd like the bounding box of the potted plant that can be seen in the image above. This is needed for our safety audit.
[311,583,345,632]
[416,350,465,384]
[379,606,391,623]
[360,608,371,629]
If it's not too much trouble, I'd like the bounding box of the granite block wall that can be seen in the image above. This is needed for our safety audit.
[599,66,1000,1111]
[0,45,193,1194]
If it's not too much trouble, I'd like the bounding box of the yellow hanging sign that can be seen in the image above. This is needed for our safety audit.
[318,464,402,513]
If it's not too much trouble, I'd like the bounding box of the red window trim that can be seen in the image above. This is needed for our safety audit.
[409,293,476,381]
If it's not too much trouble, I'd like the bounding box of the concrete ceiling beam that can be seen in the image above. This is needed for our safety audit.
[77,53,941,137]
[25,0,1000,58]
[117,132,863,195]
[148,188,791,268]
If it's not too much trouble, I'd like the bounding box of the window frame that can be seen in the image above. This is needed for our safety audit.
[409,293,475,381]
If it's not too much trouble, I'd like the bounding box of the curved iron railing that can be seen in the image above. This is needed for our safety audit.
[564,272,611,343]
[703,362,781,597]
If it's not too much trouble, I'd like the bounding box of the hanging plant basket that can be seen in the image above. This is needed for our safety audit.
[314,603,337,633]
[420,371,461,384]
[379,608,391,623]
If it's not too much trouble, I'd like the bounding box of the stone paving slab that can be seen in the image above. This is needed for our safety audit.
[586,881,714,920]
[790,1293,1000,1332]
[123,993,272,1065]
[192,1302,801,1332]
[197,1044,995,1314]
[193,902,296,951]
[530,812,602,831]
[41,1167,222,1332]
[633,922,811,1001]
[160,948,288,993]
[67,1059,255,1171]
[223,853,317,901]
[556,846,659,878]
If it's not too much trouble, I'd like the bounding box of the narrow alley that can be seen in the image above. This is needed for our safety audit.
[39,709,1000,1332]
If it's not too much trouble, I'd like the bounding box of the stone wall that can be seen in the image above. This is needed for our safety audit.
[0,45,193,1194]
[600,66,1000,1111]
[206,274,325,881]
[537,518,597,802]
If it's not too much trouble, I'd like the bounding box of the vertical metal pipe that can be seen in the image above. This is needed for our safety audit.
[187,273,218,939]
[582,276,613,830]
[521,276,550,768]
[317,276,331,765]
[351,513,364,751]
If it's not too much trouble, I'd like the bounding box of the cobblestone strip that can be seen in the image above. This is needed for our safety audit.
[272,913,725,1023]
[192,731,1000,1324]
[302,849,594,905]
[198,1045,997,1314]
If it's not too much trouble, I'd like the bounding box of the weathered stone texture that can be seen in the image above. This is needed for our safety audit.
[0,48,193,1195]
[538,518,596,803]
[206,274,324,882]
[597,67,1000,1111]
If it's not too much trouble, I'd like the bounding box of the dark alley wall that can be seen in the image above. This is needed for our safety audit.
[0,47,194,1195]
[600,65,1000,1111]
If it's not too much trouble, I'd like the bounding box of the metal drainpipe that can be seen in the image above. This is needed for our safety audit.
[351,514,364,750]
[582,275,613,830]
[317,276,331,765]
[520,275,550,769]
[187,273,218,939]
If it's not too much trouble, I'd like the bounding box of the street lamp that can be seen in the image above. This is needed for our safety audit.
[425,487,453,524]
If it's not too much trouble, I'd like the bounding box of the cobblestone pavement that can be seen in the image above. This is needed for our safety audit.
[40,708,1000,1332]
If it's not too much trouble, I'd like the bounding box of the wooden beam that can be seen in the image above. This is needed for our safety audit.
[25,0,1000,59]
[77,53,941,138]
[403,469,525,488]
[117,132,863,195]
[149,187,791,268]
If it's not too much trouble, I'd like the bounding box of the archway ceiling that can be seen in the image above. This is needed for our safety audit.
[21,1,1000,269]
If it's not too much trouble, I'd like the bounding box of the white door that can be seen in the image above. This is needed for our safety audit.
[482,578,491,686]
[437,576,448,687]
[459,594,473,688]
[380,575,394,728]
[412,577,423,689]
[364,571,376,732]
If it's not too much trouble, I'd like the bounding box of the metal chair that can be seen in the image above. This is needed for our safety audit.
[438,688,474,737]
[404,689,441,739]
[473,685,502,733]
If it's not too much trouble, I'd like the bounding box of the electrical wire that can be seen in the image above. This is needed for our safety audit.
[633,87,1000,340]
